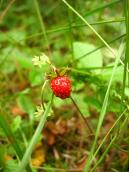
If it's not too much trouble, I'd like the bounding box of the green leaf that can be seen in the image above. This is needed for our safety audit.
[73,42,103,72]
[11,48,33,69]
[84,96,101,111]
[8,30,26,44]
[11,116,22,132]
[17,94,35,119]
[1,47,33,74]
[101,65,124,82]
[29,69,43,86]
[72,93,90,117]
[3,160,19,172]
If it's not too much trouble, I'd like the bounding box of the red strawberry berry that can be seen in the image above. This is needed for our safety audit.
[50,76,71,99]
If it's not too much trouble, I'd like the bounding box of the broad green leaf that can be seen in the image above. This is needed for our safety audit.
[1,47,33,74]
[11,48,33,69]
[11,116,22,132]
[73,42,103,72]
[72,93,90,117]
[17,94,35,119]
[7,30,26,44]
[29,69,44,86]
[3,160,18,172]
[84,96,101,111]
[101,65,124,82]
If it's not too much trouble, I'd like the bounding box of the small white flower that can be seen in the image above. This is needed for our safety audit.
[34,104,44,118]
[34,104,53,119]
[32,53,50,68]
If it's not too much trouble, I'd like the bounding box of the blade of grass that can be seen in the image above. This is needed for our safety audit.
[32,166,82,172]
[59,0,120,32]
[0,114,32,172]
[122,0,129,103]
[84,43,125,171]
[61,0,125,69]
[90,108,127,171]
[120,4,129,171]
[91,135,117,172]
[82,0,120,18]
[0,0,15,22]
[122,0,129,162]
[71,0,120,25]
[68,6,74,60]
[71,34,125,66]
[70,96,94,135]
[61,0,116,54]
[18,94,53,172]
[33,0,50,52]
[23,18,125,41]
[91,110,129,172]
[70,0,120,22]
[0,0,3,8]
[70,65,119,73]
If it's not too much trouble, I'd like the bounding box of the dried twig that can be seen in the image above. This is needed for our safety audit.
[0,0,15,21]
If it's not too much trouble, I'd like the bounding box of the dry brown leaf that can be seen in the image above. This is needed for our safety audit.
[31,142,45,166]
[46,119,68,135]
[11,105,26,117]
[43,118,68,146]
[46,121,59,135]
[4,155,12,161]
[76,157,87,170]
[44,130,56,145]
[119,151,129,165]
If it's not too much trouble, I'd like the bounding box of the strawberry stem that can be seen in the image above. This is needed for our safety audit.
[70,95,94,135]
[41,80,48,109]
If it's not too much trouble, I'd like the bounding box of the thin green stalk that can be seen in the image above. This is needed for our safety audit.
[0,0,3,8]
[23,18,125,41]
[71,34,125,65]
[91,111,129,172]
[68,7,74,60]
[33,0,50,51]
[70,65,119,73]
[83,0,120,17]
[61,0,115,55]
[72,0,120,24]
[122,0,129,103]
[18,94,53,172]
[0,0,15,22]
[0,114,32,172]
[84,43,124,171]
[70,96,94,135]
[91,135,117,172]
[61,0,125,69]
[41,80,48,110]
[90,108,127,170]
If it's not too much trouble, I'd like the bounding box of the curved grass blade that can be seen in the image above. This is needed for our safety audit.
[90,108,127,171]
[18,94,53,172]
[84,43,125,172]
[72,0,120,24]
[122,0,129,102]
[61,0,125,69]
